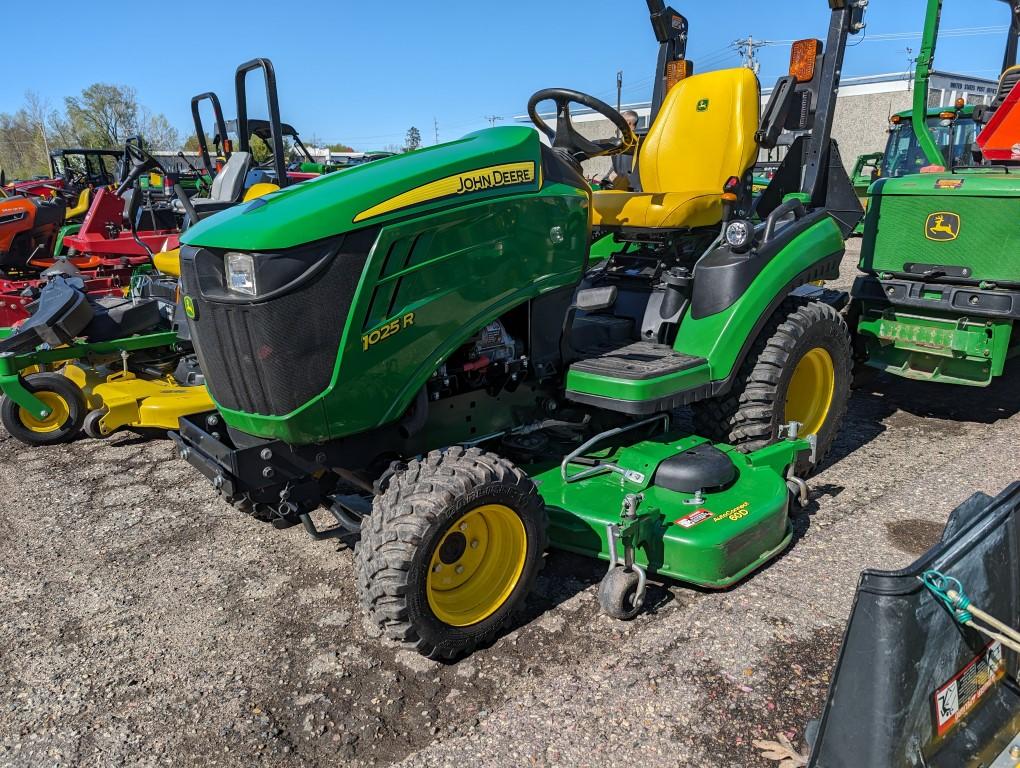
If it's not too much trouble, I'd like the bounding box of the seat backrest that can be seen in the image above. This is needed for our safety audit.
[210,151,252,202]
[990,65,1020,112]
[639,67,760,194]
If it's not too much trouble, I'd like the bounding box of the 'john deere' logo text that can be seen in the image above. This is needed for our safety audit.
[925,211,960,241]
[455,165,534,194]
[353,161,537,223]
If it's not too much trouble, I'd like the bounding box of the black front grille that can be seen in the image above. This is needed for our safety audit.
[181,232,374,416]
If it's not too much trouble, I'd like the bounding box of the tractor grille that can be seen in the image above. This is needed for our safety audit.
[181,233,374,417]
[861,193,1020,283]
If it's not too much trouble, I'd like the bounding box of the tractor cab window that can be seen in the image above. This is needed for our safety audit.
[54,154,87,182]
[84,154,114,186]
[880,116,978,177]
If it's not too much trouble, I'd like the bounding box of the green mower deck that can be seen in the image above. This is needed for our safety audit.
[535,424,809,588]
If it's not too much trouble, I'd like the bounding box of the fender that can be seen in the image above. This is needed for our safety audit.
[674,211,846,388]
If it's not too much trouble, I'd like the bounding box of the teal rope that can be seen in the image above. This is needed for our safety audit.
[922,569,974,625]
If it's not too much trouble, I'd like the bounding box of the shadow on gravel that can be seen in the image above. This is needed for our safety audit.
[821,357,1020,471]
[854,357,1020,425]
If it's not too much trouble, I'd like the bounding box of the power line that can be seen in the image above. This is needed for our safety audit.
[734,35,771,74]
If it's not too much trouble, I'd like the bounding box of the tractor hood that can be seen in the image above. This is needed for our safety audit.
[180,126,545,251]
[862,171,1020,284]
[872,172,1020,198]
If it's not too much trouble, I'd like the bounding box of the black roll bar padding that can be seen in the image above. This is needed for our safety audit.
[757,75,798,149]
[762,198,805,243]
[191,92,228,179]
[234,58,289,188]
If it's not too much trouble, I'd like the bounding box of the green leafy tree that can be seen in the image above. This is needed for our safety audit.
[404,126,422,152]
[63,83,141,148]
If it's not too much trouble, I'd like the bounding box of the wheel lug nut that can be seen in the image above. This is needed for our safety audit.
[432,564,442,573]
[470,539,479,549]
[459,522,468,532]
[455,565,464,574]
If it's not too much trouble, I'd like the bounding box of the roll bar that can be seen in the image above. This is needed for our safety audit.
[191,92,229,179]
[999,0,1020,73]
[912,0,1020,168]
[800,0,866,206]
[646,2,689,122]
[235,58,289,189]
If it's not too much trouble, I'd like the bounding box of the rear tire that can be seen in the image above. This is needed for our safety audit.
[692,299,852,474]
[355,446,547,660]
[1,373,87,446]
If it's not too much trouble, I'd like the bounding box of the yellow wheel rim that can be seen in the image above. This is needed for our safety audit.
[19,392,71,434]
[426,504,528,627]
[784,347,835,437]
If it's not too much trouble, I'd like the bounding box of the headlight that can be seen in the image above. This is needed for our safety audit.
[724,219,754,253]
[224,251,257,296]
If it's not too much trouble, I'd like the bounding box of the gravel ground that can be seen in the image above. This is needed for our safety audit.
[2,241,1018,767]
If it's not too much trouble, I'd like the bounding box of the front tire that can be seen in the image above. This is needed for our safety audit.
[355,446,547,660]
[693,299,852,474]
[1,373,87,446]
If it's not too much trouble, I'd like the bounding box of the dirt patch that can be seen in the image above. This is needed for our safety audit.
[689,627,844,767]
[884,518,945,557]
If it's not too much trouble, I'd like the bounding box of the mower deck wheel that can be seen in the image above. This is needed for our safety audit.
[597,567,643,620]
[692,298,852,474]
[355,446,547,660]
[1,373,87,446]
[82,409,108,439]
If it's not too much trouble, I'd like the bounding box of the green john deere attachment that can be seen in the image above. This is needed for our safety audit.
[535,416,810,593]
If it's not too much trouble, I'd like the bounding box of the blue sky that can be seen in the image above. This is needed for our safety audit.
[2,1,1013,151]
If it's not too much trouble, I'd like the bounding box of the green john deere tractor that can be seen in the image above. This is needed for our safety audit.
[850,104,979,235]
[853,0,1020,386]
[172,0,866,658]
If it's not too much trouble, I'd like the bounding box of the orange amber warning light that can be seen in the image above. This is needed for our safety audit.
[789,39,822,83]
[666,59,693,92]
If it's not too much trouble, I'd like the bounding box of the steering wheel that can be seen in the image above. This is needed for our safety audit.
[62,167,89,189]
[527,88,637,161]
[117,143,170,196]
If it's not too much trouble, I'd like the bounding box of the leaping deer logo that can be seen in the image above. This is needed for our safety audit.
[925,212,960,241]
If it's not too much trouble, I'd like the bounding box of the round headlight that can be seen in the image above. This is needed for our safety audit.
[724,219,754,253]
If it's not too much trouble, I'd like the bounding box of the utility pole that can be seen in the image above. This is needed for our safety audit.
[734,35,766,75]
[485,115,504,127]
[905,47,917,90]
[616,70,623,113]
[434,117,439,145]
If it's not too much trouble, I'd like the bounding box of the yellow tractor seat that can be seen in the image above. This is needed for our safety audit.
[65,188,91,220]
[591,189,724,229]
[592,67,760,231]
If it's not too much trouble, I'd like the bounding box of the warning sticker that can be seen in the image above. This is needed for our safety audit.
[935,178,964,190]
[675,509,713,528]
[933,641,1005,737]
